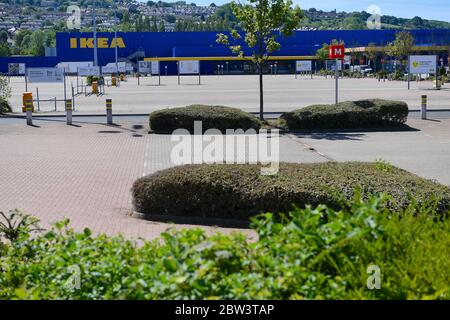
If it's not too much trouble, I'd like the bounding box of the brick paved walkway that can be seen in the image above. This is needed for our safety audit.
[0,122,258,239]
[2,118,448,239]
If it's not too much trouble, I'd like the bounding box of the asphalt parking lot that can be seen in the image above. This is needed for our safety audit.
[7,74,450,114]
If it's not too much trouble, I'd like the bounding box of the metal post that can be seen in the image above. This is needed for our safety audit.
[54,97,57,111]
[158,72,161,85]
[36,87,40,111]
[106,99,113,124]
[114,0,118,73]
[137,74,140,86]
[177,62,180,85]
[63,68,67,103]
[66,99,73,125]
[25,99,33,126]
[198,61,201,85]
[165,65,167,76]
[421,95,427,120]
[71,85,75,111]
[25,73,28,92]
[436,58,439,90]
[93,0,98,67]
[407,55,411,90]
[335,58,339,104]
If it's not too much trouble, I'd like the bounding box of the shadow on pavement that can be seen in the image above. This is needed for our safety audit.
[293,132,366,141]
[289,124,420,141]
[134,212,250,229]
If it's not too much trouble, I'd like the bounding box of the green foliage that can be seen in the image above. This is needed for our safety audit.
[0,75,11,113]
[149,104,261,133]
[386,31,415,62]
[132,162,450,219]
[216,0,302,64]
[1,195,450,299]
[0,98,11,114]
[0,210,43,243]
[280,99,409,130]
[315,39,344,61]
[374,159,393,173]
[216,0,302,119]
[86,76,104,86]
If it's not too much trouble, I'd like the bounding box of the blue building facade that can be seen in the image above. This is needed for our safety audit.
[1,29,449,74]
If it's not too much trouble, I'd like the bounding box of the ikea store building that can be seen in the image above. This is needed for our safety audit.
[0,29,449,74]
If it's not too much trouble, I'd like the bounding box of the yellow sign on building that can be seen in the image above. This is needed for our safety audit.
[70,38,126,49]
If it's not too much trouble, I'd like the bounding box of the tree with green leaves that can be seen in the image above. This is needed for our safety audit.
[151,17,158,32]
[159,20,166,32]
[217,0,302,120]
[315,39,344,70]
[386,31,415,71]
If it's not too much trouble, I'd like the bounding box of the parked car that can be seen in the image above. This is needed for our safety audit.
[351,65,373,75]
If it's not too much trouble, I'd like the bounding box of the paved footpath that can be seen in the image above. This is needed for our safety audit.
[0,121,323,239]
[296,118,450,185]
[0,123,251,239]
[1,118,449,239]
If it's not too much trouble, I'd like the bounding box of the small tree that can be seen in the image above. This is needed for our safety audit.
[315,40,344,71]
[217,0,302,120]
[316,43,329,64]
[386,31,415,71]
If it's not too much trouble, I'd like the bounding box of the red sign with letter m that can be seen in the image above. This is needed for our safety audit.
[329,45,345,59]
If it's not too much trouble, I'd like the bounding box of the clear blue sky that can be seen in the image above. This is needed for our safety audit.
[160,0,450,22]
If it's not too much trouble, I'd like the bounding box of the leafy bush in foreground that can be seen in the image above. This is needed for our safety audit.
[149,104,261,133]
[1,195,449,300]
[280,99,409,130]
[0,98,11,114]
[132,162,450,219]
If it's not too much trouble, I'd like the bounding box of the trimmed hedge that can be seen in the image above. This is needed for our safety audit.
[132,162,450,219]
[0,98,11,114]
[149,104,261,133]
[280,99,409,130]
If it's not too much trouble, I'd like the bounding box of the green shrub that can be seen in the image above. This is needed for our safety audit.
[1,195,449,300]
[86,75,104,85]
[0,98,11,114]
[280,99,409,130]
[149,104,261,133]
[391,70,405,81]
[132,162,450,219]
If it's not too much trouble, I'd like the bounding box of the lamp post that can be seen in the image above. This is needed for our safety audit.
[225,61,229,74]
[93,0,98,66]
[114,0,118,73]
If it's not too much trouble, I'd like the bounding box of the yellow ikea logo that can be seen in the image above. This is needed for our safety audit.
[70,37,126,49]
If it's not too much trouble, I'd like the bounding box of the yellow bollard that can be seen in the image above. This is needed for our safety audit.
[106,99,113,124]
[22,92,34,113]
[120,74,125,81]
[92,81,98,94]
[111,76,117,87]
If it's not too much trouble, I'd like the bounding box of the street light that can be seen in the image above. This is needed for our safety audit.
[93,0,98,66]
[114,0,118,73]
